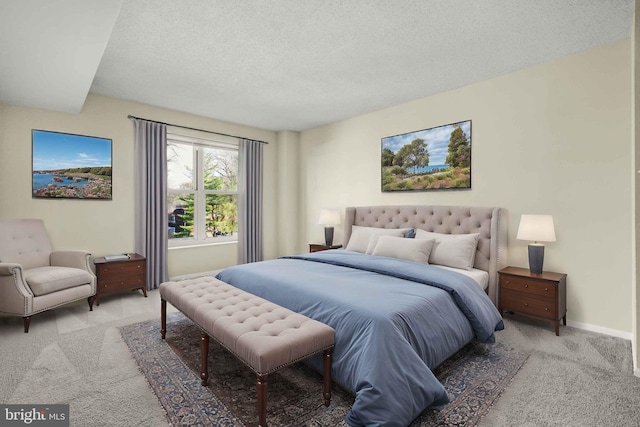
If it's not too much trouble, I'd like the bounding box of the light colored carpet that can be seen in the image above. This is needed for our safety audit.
[479,315,640,427]
[1,291,639,426]
[0,291,171,427]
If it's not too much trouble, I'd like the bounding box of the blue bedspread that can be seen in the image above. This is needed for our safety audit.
[215,250,504,427]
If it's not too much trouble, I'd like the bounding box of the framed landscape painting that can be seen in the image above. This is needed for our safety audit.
[381,120,471,192]
[32,130,113,199]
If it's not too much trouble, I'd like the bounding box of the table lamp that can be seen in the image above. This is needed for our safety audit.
[516,214,556,274]
[318,209,341,246]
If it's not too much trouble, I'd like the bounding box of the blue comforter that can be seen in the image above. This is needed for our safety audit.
[215,250,503,427]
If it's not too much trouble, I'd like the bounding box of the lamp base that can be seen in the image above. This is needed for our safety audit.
[324,227,334,247]
[528,244,545,274]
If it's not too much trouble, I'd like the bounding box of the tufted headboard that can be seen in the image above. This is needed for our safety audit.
[342,205,507,304]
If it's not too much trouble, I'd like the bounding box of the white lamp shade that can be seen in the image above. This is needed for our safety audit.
[318,209,341,226]
[516,214,556,242]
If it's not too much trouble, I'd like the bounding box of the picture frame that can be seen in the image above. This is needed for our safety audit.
[32,129,113,199]
[381,120,471,192]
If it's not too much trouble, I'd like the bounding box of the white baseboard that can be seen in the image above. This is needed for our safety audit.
[169,270,221,281]
[566,320,633,341]
[635,367,640,378]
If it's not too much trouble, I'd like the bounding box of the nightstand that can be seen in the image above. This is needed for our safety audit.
[309,244,342,253]
[94,253,147,305]
[498,266,567,336]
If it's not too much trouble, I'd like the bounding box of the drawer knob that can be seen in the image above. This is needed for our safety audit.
[505,280,510,284]
[524,284,528,288]
[524,303,528,307]
[545,307,549,311]
[545,287,548,291]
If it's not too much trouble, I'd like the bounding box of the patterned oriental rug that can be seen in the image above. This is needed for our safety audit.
[120,313,529,427]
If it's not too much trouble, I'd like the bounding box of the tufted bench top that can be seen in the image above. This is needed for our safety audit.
[159,276,335,375]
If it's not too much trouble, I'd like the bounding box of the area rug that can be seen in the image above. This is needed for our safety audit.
[120,313,529,426]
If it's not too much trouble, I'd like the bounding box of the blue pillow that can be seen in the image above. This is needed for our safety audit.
[404,228,416,238]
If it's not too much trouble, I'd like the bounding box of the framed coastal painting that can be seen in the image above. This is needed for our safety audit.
[32,130,113,199]
[381,120,471,192]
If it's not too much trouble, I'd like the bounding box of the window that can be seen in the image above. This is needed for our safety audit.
[167,132,238,246]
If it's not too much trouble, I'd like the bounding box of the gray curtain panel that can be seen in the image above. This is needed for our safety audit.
[133,118,168,290]
[238,139,264,264]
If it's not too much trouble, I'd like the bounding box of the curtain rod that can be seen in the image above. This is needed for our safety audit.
[127,115,269,144]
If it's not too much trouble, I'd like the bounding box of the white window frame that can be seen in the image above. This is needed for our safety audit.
[167,132,239,248]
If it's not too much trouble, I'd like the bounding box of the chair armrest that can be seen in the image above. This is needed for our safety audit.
[0,262,32,316]
[50,250,94,274]
[0,262,23,276]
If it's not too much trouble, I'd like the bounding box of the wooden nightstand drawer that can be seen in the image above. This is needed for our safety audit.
[96,261,145,279]
[94,253,147,305]
[100,276,145,293]
[500,275,556,298]
[498,266,567,336]
[500,289,556,320]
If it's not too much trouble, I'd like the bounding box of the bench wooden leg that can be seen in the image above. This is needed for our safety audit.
[23,316,31,333]
[160,299,167,339]
[323,348,332,406]
[257,374,268,427]
[201,332,209,386]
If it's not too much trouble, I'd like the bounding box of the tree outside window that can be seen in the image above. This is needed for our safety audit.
[167,135,238,245]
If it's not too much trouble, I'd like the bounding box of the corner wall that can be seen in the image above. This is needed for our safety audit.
[0,94,278,277]
[300,39,633,334]
[276,130,301,255]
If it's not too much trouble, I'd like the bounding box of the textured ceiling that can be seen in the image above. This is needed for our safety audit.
[1,1,634,132]
[0,0,123,113]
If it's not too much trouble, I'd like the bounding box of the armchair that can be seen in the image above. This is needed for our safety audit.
[0,219,96,332]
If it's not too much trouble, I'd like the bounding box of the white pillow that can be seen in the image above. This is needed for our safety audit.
[371,236,435,264]
[345,226,409,254]
[365,234,385,254]
[414,229,480,270]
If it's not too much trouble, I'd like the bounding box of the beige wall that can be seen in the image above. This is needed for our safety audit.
[0,94,278,277]
[300,40,633,334]
[276,130,301,256]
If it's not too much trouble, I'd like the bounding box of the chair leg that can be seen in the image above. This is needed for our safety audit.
[88,296,95,311]
[23,316,31,333]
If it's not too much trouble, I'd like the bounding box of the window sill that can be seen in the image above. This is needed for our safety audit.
[169,240,237,250]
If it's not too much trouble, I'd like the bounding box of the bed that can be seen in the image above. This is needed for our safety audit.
[215,205,507,427]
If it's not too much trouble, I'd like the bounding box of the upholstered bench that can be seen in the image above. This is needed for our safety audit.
[159,276,335,427]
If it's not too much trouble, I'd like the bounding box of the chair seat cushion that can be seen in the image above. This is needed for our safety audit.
[24,266,93,296]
